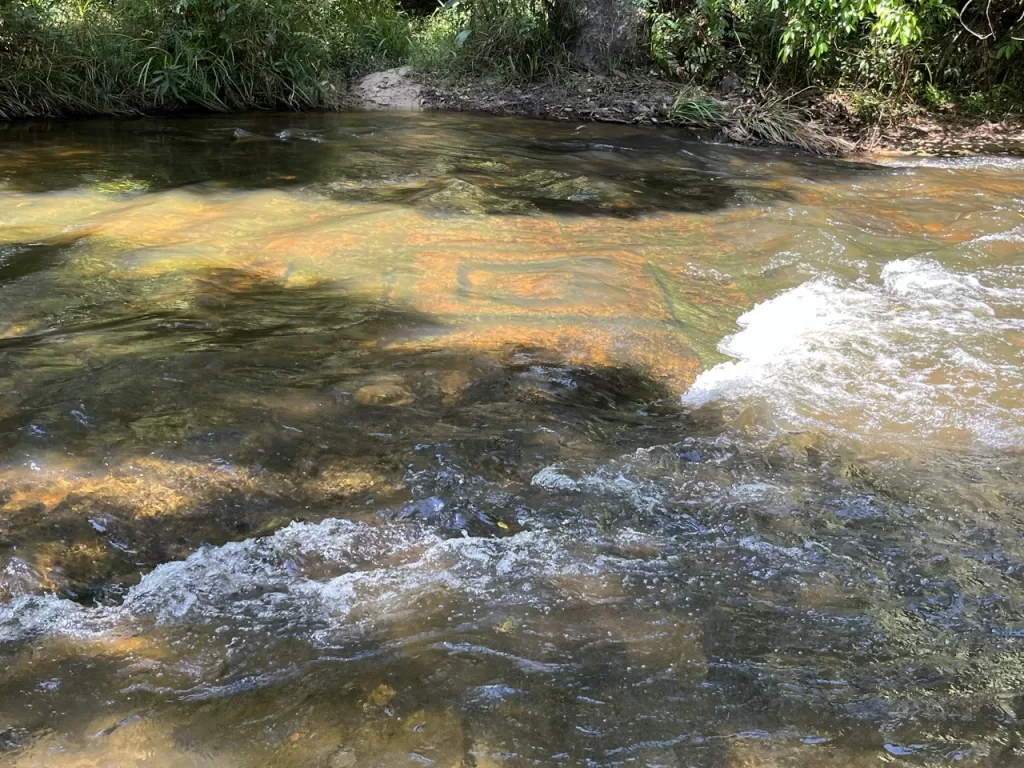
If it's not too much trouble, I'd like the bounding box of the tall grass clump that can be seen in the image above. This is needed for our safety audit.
[666,85,853,154]
[666,85,725,127]
[0,0,412,118]
[728,98,854,154]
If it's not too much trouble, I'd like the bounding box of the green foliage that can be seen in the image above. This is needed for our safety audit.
[0,0,412,118]
[3,0,1023,120]
[647,0,731,83]
[776,0,935,63]
[642,0,1024,109]
[773,0,1024,101]
[410,0,574,81]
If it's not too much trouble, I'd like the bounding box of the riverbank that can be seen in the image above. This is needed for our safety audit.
[411,70,1024,158]
[6,0,1023,157]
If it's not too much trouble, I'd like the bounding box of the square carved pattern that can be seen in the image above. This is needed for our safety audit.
[411,251,671,323]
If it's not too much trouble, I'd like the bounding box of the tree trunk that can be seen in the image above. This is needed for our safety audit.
[564,0,644,71]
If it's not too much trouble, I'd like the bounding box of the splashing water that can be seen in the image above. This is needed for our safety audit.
[684,258,1024,448]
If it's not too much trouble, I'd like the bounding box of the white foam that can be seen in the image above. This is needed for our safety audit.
[877,156,1024,171]
[683,258,1024,448]
[882,258,985,303]
[532,466,668,514]
[0,519,652,648]
[0,595,95,644]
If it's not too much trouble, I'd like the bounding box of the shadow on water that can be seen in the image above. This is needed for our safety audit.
[2,311,1024,764]
[0,265,693,604]
[1,265,1022,765]
[0,237,82,283]
[0,112,882,217]
[0,265,743,767]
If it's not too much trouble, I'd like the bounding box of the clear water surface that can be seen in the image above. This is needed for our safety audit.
[0,112,1023,767]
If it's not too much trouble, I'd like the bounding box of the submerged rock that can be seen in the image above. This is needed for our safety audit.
[328,749,357,768]
[0,726,32,753]
[310,462,382,499]
[440,370,471,402]
[351,708,465,767]
[420,178,533,215]
[354,382,415,407]
[363,683,397,710]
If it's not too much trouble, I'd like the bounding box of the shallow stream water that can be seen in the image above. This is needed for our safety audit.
[1,113,1023,766]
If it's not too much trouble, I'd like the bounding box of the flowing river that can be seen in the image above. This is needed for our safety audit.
[0,113,1023,767]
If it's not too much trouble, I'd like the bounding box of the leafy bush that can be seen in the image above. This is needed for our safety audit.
[644,0,1024,108]
[776,0,1023,100]
[647,0,731,83]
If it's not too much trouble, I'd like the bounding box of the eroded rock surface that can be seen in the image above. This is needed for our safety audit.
[352,66,423,110]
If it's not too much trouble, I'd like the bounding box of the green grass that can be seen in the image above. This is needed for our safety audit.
[0,0,412,119]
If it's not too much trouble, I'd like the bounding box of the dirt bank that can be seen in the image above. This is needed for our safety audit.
[406,70,1024,158]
